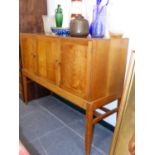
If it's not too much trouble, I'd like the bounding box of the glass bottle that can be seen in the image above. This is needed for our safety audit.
[55,4,63,27]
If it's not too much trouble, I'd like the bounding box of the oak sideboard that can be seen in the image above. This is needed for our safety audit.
[20,33,128,155]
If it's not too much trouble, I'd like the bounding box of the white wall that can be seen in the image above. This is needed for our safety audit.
[47,0,135,38]
[47,0,135,126]
[96,101,117,126]
[47,0,95,27]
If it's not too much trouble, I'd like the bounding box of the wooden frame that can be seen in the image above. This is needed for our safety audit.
[109,51,135,155]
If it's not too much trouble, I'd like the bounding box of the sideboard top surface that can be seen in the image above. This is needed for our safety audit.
[20,33,128,42]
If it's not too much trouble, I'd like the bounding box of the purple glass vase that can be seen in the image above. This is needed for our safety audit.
[90,0,109,38]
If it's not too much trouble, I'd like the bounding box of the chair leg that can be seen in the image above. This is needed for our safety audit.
[85,104,94,155]
[22,75,28,104]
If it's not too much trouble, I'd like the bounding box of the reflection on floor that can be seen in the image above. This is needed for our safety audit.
[19,95,113,155]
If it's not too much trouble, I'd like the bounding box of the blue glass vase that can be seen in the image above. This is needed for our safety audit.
[90,0,109,38]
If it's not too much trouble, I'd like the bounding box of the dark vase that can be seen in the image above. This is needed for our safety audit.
[70,15,89,38]
[55,4,63,27]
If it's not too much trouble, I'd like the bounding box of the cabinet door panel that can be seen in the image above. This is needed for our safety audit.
[36,38,47,77]
[36,37,59,84]
[60,41,88,98]
[21,36,37,74]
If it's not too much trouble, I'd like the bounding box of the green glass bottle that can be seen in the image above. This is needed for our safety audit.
[55,4,63,27]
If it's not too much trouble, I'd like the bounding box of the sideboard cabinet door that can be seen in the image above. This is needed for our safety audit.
[36,37,60,84]
[20,36,38,74]
[60,40,90,99]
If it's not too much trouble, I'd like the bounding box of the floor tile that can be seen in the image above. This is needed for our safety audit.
[93,124,113,154]
[39,96,64,108]
[40,127,102,155]
[21,138,47,155]
[19,99,40,118]
[68,118,86,137]
[19,95,113,155]
[68,118,113,154]
[19,108,64,142]
[40,97,84,124]
[34,95,54,105]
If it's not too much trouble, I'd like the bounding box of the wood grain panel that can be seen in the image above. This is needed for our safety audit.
[60,40,89,98]
[91,40,110,100]
[110,51,135,155]
[20,36,37,74]
[106,39,128,97]
[45,39,57,84]
[19,0,47,33]
[36,38,47,77]
[91,38,128,100]
[37,37,60,84]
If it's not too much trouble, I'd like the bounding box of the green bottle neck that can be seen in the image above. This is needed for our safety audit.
[56,5,62,13]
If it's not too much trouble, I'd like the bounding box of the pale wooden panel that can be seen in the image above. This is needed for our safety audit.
[20,36,37,74]
[60,40,89,99]
[106,39,128,97]
[113,76,135,155]
[90,40,110,100]
[91,38,128,100]
[110,51,135,155]
[36,36,61,84]
[36,38,47,78]
[45,40,57,83]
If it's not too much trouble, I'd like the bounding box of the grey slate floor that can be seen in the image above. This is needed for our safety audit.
[19,95,113,155]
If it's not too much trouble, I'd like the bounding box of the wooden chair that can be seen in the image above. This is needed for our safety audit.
[109,51,135,155]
